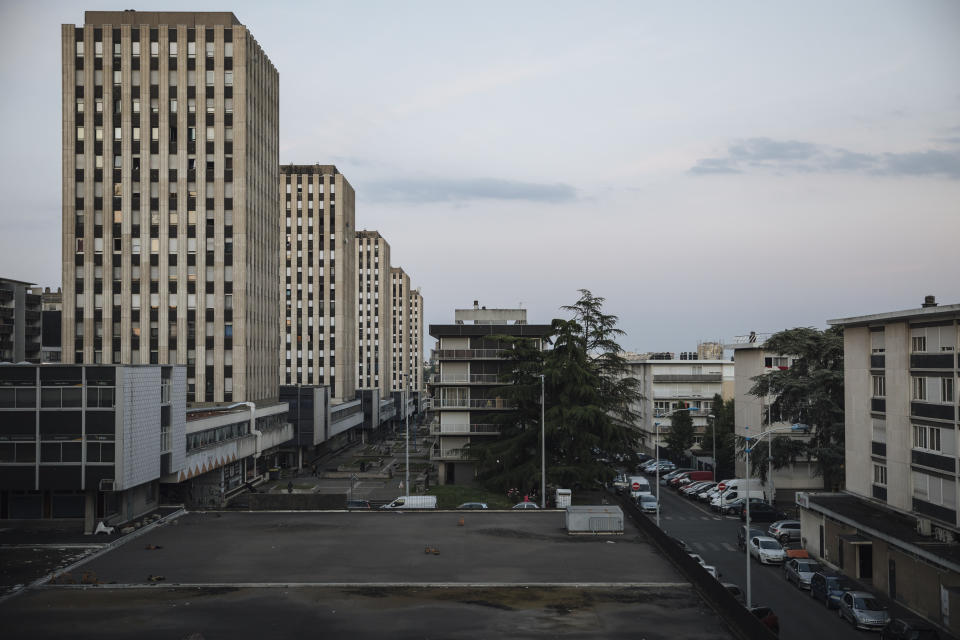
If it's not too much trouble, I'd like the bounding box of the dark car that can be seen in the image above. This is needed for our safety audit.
[750,606,780,636]
[809,571,856,609]
[346,499,371,510]
[881,617,940,640]
[740,502,787,522]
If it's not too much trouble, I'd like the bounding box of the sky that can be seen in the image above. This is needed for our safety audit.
[1,1,958,353]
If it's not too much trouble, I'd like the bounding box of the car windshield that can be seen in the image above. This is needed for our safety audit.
[797,561,821,572]
[759,540,781,550]
[855,597,886,611]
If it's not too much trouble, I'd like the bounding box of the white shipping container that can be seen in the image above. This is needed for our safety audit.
[565,505,624,535]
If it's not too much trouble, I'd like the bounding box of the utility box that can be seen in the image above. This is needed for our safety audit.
[555,488,572,508]
[565,505,623,535]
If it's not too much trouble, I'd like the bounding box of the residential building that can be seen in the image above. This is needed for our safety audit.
[429,303,551,484]
[797,296,960,636]
[728,332,824,502]
[38,287,64,364]
[0,364,186,532]
[0,278,42,363]
[624,352,734,465]
[409,286,424,393]
[355,231,391,395]
[61,11,280,403]
[279,164,357,402]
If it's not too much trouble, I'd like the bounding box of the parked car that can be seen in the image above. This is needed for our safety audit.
[809,571,857,609]
[768,520,801,543]
[637,493,658,513]
[749,536,787,565]
[681,481,713,497]
[722,582,745,606]
[612,473,630,495]
[722,497,767,516]
[512,501,539,509]
[738,525,766,551]
[703,565,721,580]
[688,553,705,566]
[456,502,488,509]
[881,617,940,640]
[740,502,787,522]
[838,591,890,631]
[750,606,780,636]
[346,499,372,510]
[783,558,822,589]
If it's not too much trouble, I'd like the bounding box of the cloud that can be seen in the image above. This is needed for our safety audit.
[690,137,960,179]
[361,177,577,204]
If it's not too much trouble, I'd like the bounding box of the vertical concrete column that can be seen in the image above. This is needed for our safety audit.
[83,489,97,534]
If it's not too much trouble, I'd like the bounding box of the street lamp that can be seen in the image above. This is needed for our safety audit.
[743,423,805,609]
[708,414,716,477]
[404,375,410,497]
[540,374,546,509]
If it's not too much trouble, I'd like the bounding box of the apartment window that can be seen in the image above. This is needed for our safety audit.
[150,41,159,56]
[872,375,886,398]
[870,329,885,353]
[943,377,955,403]
[224,42,233,57]
[76,41,84,56]
[94,41,103,57]
[913,424,941,453]
[132,41,140,56]
[169,42,177,56]
[912,376,927,401]
[912,336,927,353]
[871,418,886,443]
[873,464,887,486]
[187,42,196,58]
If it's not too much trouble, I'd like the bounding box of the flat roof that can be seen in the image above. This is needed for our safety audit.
[829,303,960,327]
[84,11,241,27]
[429,324,553,338]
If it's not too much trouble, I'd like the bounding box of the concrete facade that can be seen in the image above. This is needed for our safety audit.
[279,165,357,403]
[355,231,391,395]
[61,11,280,404]
[429,305,552,485]
[728,336,824,502]
[0,364,186,529]
[409,287,424,393]
[624,355,733,464]
[390,267,412,393]
[0,278,42,363]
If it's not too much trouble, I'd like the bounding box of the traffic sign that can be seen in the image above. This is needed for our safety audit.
[717,482,727,491]
[631,482,641,491]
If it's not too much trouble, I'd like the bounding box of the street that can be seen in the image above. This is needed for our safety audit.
[651,482,868,640]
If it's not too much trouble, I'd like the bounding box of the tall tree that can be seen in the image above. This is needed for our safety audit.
[664,406,694,463]
[748,326,845,490]
[471,290,641,492]
[704,394,736,479]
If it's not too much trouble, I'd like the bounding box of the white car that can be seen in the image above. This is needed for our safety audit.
[749,536,786,565]
[512,501,539,509]
[637,493,658,513]
[688,553,705,566]
[703,565,721,580]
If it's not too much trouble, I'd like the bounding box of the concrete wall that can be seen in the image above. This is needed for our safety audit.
[115,366,161,491]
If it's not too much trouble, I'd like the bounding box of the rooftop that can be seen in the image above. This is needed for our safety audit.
[280,164,341,176]
[828,297,960,327]
[84,11,241,27]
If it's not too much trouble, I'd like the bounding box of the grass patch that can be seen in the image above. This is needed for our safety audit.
[426,485,514,509]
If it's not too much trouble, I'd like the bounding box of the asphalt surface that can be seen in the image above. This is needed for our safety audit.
[652,479,885,640]
[1,509,739,639]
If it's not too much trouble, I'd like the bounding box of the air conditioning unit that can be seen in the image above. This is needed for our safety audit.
[99,479,116,492]
[916,517,932,536]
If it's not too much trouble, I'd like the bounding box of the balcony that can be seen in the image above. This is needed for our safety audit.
[911,353,954,370]
[432,373,501,385]
[434,423,501,436]
[652,374,722,383]
[430,445,472,461]
[434,349,504,360]
[434,397,516,410]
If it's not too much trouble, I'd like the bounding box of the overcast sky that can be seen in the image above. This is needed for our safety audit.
[1,1,958,352]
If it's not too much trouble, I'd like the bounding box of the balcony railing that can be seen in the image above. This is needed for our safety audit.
[434,349,504,360]
[434,423,501,435]
[432,373,501,384]
[430,446,472,461]
[434,397,516,410]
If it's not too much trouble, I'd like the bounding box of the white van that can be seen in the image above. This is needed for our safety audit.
[711,489,765,511]
[711,479,763,510]
[380,495,437,509]
[628,476,651,499]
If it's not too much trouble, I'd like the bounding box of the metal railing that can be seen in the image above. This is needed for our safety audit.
[434,349,505,360]
[433,423,501,435]
[434,397,516,409]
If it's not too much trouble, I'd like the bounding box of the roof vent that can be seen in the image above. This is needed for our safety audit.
[922,295,937,308]
[473,300,479,309]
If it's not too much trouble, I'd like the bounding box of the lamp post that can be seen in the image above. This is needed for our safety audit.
[708,413,716,477]
[540,374,546,509]
[404,375,410,497]
[743,423,804,609]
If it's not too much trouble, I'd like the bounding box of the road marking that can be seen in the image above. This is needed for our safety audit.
[691,542,706,551]
[704,542,719,551]
[721,542,736,552]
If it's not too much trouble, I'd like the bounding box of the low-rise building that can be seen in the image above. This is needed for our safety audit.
[797,296,960,635]
[0,278,42,364]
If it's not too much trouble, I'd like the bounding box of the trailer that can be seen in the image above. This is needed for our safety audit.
[565,505,624,535]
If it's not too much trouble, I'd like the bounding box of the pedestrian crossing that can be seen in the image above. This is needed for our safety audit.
[662,515,724,521]
[689,541,738,553]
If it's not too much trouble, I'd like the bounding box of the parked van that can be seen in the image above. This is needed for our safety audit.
[380,495,437,509]
[712,489,765,512]
[628,476,651,499]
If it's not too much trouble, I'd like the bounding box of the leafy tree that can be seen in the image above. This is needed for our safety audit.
[470,290,641,493]
[747,326,845,490]
[664,405,694,463]
[704,394,736,479]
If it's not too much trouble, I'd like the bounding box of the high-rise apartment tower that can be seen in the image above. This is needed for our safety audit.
[280,164,357,402]
[62,11,280,403]
[355,231,391,395]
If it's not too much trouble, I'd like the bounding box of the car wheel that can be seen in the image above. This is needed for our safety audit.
[779,534,790,544]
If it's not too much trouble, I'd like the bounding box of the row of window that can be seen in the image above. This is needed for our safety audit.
[871,374,955,403]
[872,465,957,511]
[77,40,235,59]
[870,326,957,354]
